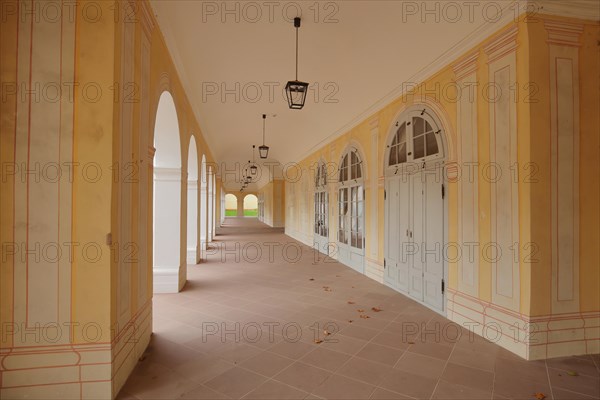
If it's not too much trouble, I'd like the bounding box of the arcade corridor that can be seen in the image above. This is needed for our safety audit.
[118,218,599,400]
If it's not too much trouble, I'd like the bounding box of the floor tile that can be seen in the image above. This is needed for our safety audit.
[243,380,308,399]
[240,351,295,377]
[300,347,352,371]
[394,351,446,378]
[312,374,375,399]
[274,362,331,393]
[337,356,394,386]
[205,367,267,398]
[356,343,404,366]
[379,369,438,399]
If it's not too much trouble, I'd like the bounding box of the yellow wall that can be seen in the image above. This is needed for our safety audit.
[257,179,285,228]
[0,1,217,397]
[285,14,600,359]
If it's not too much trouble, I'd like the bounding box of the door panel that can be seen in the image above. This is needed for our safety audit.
[423,174,444,310]
[397,178,410,292]
[409,174,424,302]
[385,179,400,288]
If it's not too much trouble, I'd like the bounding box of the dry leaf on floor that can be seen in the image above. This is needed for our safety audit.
[566,371,579,376]
[347,301,355,304]
[357,309,364,312]
[323,330,331,336]
[348,320,354,323]
[407,341,415,345]
[533,393,546,400]
[309,278,315,281]
[371,307,383,312]
[314,339,323,344]
[360,314,370,319]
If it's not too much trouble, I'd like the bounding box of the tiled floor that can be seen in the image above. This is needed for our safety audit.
[119,218,600,400]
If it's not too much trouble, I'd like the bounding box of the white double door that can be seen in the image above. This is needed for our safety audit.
[385,171,445,312]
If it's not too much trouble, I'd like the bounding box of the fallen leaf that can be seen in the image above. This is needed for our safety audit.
[371,307,383,312]
[323,330,331,336]
[360,314,370,319]
[533,393,546,400]
[347,301,355,304]
[566,371,579,376]
[357,309,365,312]
[309,278,315,281]
[348,320,354,323]
[314,339,323,344]
[407,341,415,345]
[351,286,355,288]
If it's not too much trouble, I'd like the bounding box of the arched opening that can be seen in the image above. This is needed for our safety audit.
[383,105,447,313]
[337,147,365,273]
[153,91,182,293]
[187,136,199,265]
[243,194,258,217]
[207,167,214,242]
[225,194,238,216]
[200,155,207,259]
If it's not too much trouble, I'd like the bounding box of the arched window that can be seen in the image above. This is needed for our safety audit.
[314,161,328,238]
[338,148,364,250]
[386,110,444,170]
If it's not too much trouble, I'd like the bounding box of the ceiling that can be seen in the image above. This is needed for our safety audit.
[148,0,528,190]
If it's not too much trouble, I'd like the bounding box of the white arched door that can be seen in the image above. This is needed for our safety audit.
[337,149,365,273]
[384,107,446,312]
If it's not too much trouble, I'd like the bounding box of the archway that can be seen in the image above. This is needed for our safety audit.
[187,136,199,264]
[243,194,258,217]
[207,167,214,242]
[225,194,238,216]
[153,91,182,293]
[200,155,208,259]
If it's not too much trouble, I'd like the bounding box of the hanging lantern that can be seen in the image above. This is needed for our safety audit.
[250,145,258,174]
[259,114,269,159]
[285,17,309,110]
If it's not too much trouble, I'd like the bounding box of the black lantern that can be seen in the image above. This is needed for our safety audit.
[250,145,258,175]
[285,17,309,110]
[259,114,269,159]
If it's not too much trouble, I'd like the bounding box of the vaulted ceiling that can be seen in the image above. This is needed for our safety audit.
[148,0,589,190]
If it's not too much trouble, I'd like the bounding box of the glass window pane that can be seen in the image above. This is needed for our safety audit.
[357,232,363,249]
[398,123,406,143]
[426,132,439,155]
[425,121,433,132]
[413,117,424,135]
[398,142,407,163]
[356,163,362,179]
[389,145,397,166]
[414,135,425,159]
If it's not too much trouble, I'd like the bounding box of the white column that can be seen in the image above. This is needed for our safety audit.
[153,167,181,293]
[187,179,199,264]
